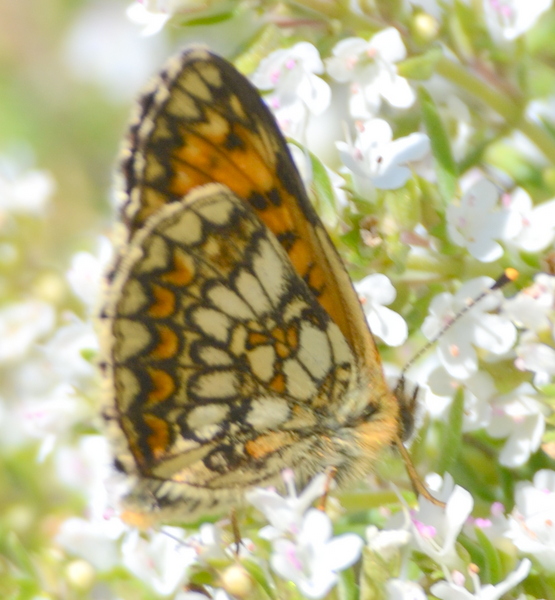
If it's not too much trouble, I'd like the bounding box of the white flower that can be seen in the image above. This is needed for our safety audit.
[422,277,517,379]
[337,118,430,196]
[409,473,473,568]
[127,1,171,35]
[366,526,411,560]
[426,369,495,432]
[252,43,330,117]
[66,237,112,312]
[121,528,196,595]
[430,558,531,599]
[326,28,415,117]
[506,469,555,569]
[515,337,555,386]
[486,383,547,467]
[355,274,408,346]
[56,516,123,571]
[20,383,90,461]
[387,579,428,600]
[270,508,363,599]
[447,179,520,262]
[0,161,55,216]
[0,300,55,365]
[246,471,328,540]
[127,0,229,35]
[503,273,555,332]
[505,187,555,252]
[483,0,552,41]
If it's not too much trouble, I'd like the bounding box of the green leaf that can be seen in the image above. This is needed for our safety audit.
[437,386,464,475]
[474,526,503,584]
[418,87,457,206]
[288,140,339,226]
[359,547,389,600]
[397,48,443,81]
[338,566,359,600]
[242,558,277,600]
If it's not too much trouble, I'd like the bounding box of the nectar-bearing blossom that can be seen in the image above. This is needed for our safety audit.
[447,179,520,262]
[483,0,552,41]
[505,187,555,252]
[486,383,547,467]
[337,118,430,196]
[506,469,555,570]
[355,273,408,346]
[270,508,363,599]
[422,277,517,379]
[430,558,531,600]
[246,470,328,540]
[0,161,55,216]
[426,369,495,432]
[406,473,473,568]
[326,28,415,117]
[251,43,330,117]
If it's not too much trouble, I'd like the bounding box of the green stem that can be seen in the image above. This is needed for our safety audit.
[436,57,555,164]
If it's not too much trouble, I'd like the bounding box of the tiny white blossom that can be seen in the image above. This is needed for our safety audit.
[355,274,408,346]
[246,471,327,540]
[503,273,555,332]
[366,525,411,560]
[121,528,196,595]
[56,516,123,571]
[408,473,473,568]
[486,383,547,467]
[483,0,552,41]
[506,469,555,569]
[127,0,223,34]
[505,187,555,252]
[21,383,90,461]
[66,237,112,312]
[515,337,555,386]
[426,369,495,432]
[422,277,517,379]
[0,300,55,365]
[0,161,55,215]
[326,28,415,117]
[271,508,363,599]
[447,179,520,262]
[430,558,531,599]
[387,579,428,600]
[252,43,330,117]
[337,118,430,196]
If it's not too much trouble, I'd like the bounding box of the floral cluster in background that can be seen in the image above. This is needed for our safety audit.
[2,0,555,598]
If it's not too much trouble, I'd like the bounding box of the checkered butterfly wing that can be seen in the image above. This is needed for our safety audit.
[100,48,402,522]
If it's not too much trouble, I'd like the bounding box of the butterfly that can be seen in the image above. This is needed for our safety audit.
[98,46,434,524]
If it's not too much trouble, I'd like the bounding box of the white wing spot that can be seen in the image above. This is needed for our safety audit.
[190,307,232,343]
[187,404,229,440]
[298,321,331,380]
[247,396,290,430]
[161,208,203,246]
[196,344,234,366]
[235,269,271,315]
[113,319,151,361]
[252,238,287,304]
[191,369,239,399]
[207,284,254,320]
[283,359,317,401]
[247,345,276,382]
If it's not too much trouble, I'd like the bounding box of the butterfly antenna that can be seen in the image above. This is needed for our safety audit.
[400,268,518,378]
